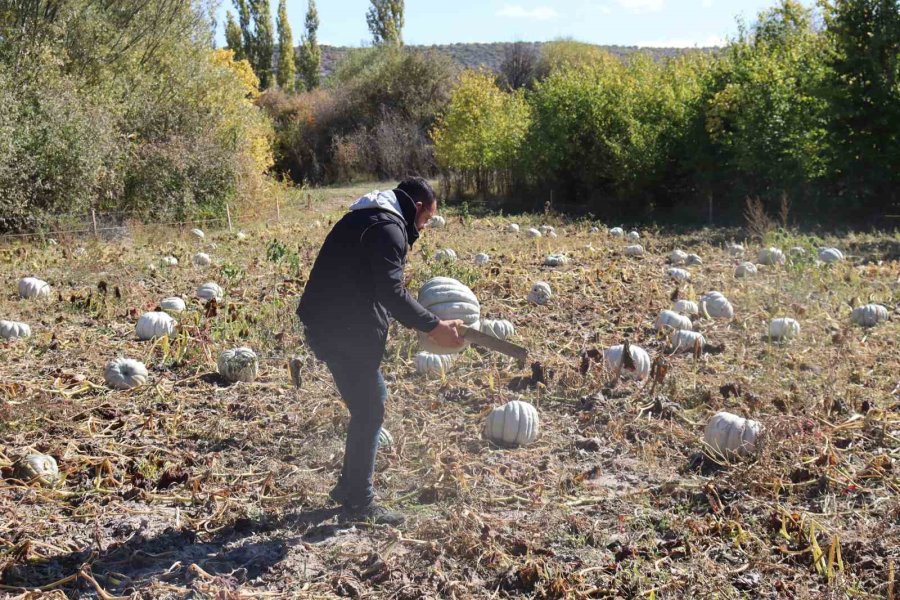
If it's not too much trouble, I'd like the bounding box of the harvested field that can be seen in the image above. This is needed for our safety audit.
[1,192,899,599]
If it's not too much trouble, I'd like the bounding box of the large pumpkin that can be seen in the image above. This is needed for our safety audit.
[16,453,60,486]
[672,300,699,316]
[851,304,889,327]
[104,358,149,390]
[670,330,706,354]
[484,400,540,447]
[768,317,800,341]
[434,248,458,263]
[136,311,177,340]
[414,351,454,377]
[655,309,693,332]
[734,262,757,278]
[479,319,515,340]
[703,412,761,458]
[528,281,552,305]
[669,249,688,265]
[159,297,186,313]
[700,291,734,320]
[608,227,624,237]
[192,252,211,267]
[666,267,691,282]
[196,282,224,301]
[218,347,259,383]
[603,344,651,380]
[624,244,644,257]
[0,320,31,340]
[18,277,50,299]
[543,253,569,267]
[757,247,785,266]
[817,247,844,264]
[417,277,480,354]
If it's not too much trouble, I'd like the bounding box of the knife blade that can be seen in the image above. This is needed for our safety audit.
[459,324,528,366]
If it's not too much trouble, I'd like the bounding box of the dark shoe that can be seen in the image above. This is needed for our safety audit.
[328,485,348,506]
[339,503,405,526]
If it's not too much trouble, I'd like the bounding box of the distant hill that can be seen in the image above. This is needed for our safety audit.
[317,42,707,80]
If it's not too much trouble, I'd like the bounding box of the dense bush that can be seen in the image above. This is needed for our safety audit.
[261,45,456,184]
[0,0,273,233]
[432,0,900,225]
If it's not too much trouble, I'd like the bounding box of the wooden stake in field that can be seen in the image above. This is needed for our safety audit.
[275,197,281,223]
[91,209,98,238]
[226,205,233,231]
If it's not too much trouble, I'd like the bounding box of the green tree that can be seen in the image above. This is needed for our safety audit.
[234,0,255,66]
[275,0,295,90]
[432,70,531,196]
[823,0,900,210]
[297,0,321,90]
[224,10,245,60]
[250,0,275,88]
[366,0,403,46]
[705,1,829,197]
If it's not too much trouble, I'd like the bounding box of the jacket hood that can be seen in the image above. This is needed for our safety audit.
[349,189,421,246]
[349,190,404,218]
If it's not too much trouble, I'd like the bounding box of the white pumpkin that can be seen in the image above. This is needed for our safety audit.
[136,311,177,340]
[473,252,491,265]
[703,411,761,458]
[539,225,556,236]
[589,226,600,234]
[655,309,693,332]
[666,267,691,282]
[16,453,60,486]
[414,351,454,377]
[159,297,186,313]
[608,227,624,238]
[427,215,446,229]
[626,230,640,242]
[479,319,515,340]
[161,256,179,267]
[528,281,552,305]
[417,277,480,353]
[104,358,149,390]
[603,344,652,380]
[768,317,800,341]
[18,277,50,299]
[851,304,889,327]
[757,247,786,266]
[526,227,542,239]
[672,300,699,316]
[377,427,394,449]
[434,248,458,263]
[624,244,644,257]
[505,223,520,233]
[734,262,757,278]
[700,291,734,320]
[196,282,224,301]
[543,253,569,267]
[546,230,558,239]
[669,249,688,265]
[727,243,745,257]
[789,246,807,258]
[191,228,205,239]
[483,400,540,447]
[192,252,211,267]
[670,329,706,353]
[236,231,248,240]
[0,320,31,340]
[818,247,844,264]
[217,347,259,383]
[686,254,703,266]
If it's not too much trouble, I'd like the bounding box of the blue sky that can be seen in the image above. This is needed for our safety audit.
[215,0,816,48]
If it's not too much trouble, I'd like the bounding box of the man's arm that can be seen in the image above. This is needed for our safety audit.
[362,222,440,332]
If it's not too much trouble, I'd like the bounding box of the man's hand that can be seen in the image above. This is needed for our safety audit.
[427,319,465,350]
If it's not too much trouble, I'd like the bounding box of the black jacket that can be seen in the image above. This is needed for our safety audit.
[297,189,439,367]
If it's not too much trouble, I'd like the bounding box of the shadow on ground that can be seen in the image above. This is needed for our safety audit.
[2,505,342,596]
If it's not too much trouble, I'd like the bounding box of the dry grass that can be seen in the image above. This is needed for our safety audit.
[1,191,899,599]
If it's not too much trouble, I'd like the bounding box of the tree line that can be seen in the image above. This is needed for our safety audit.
[0,0,897,232]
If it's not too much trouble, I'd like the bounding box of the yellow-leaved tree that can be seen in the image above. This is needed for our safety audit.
[431,70,530,197]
